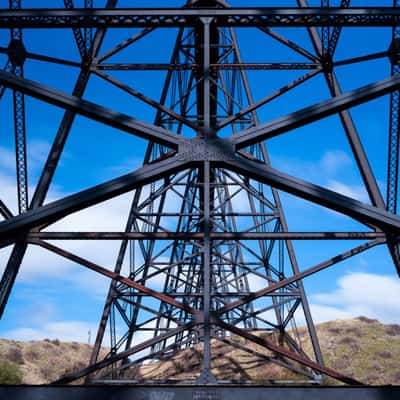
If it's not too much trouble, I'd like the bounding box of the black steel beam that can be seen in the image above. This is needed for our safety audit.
[222,157,400,232]
[2,8,400,28]
[96,62,320,70]
[0,157,191,241]
[234,74,400,149]
[0,70,181,149]
[0,242,27,317]
[28,231,386,240]
[1,386,400,400]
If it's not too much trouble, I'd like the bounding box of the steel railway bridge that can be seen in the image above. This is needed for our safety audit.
[0,0,400,399]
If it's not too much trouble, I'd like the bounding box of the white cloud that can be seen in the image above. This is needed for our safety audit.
[0,139,53,175]
[2,320,102,343]
[307,304,354,324]
[17,244,76,281]
[272,149,352,183]
[246,273,271,292]
[0,172,19,216]
[0,140,65,217]
[320,150,352,174]
[307,272,400,324]
[326,180,369,203]
[28,139,52,171]
[48,192,132,231]
[229,184,252,213]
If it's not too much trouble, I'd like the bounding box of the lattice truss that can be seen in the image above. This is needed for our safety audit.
[0,0,400,386]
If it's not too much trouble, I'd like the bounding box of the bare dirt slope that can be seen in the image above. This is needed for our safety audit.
[1,317,399,384]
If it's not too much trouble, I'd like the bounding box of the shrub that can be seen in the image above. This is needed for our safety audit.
[345,326,362,336]
[356,316,377,324]
[71,342,80,351]
[0,361,23,384]
[378,350,392,360]
[337,336,360,352]
[385,324,400,336]
[338,336,358,345]
[51,339,61,346]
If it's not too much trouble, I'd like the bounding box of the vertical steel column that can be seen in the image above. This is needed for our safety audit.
[84,0,93,54]
[9,0,28,214]
[199,160,214,383]
[387,0,400,214]
[0,0,28,319]
[198,17,216,383]
[321,0,330,61]
[12,82,28,214]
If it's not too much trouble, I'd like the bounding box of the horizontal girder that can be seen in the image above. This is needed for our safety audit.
[1,386,399,400]
[0,8,400,28]
[27,231,385,240]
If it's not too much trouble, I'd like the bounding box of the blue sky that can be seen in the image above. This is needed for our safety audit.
[1,0,400,345]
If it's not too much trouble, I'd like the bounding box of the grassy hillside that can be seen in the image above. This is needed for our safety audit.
[0,338,95,384]
[0,317,399,385]
[300,317,400,385]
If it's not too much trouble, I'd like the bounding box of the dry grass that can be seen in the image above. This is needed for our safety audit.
[0,339,107,384]
[0,317,399,384]
[300,318,400,385]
